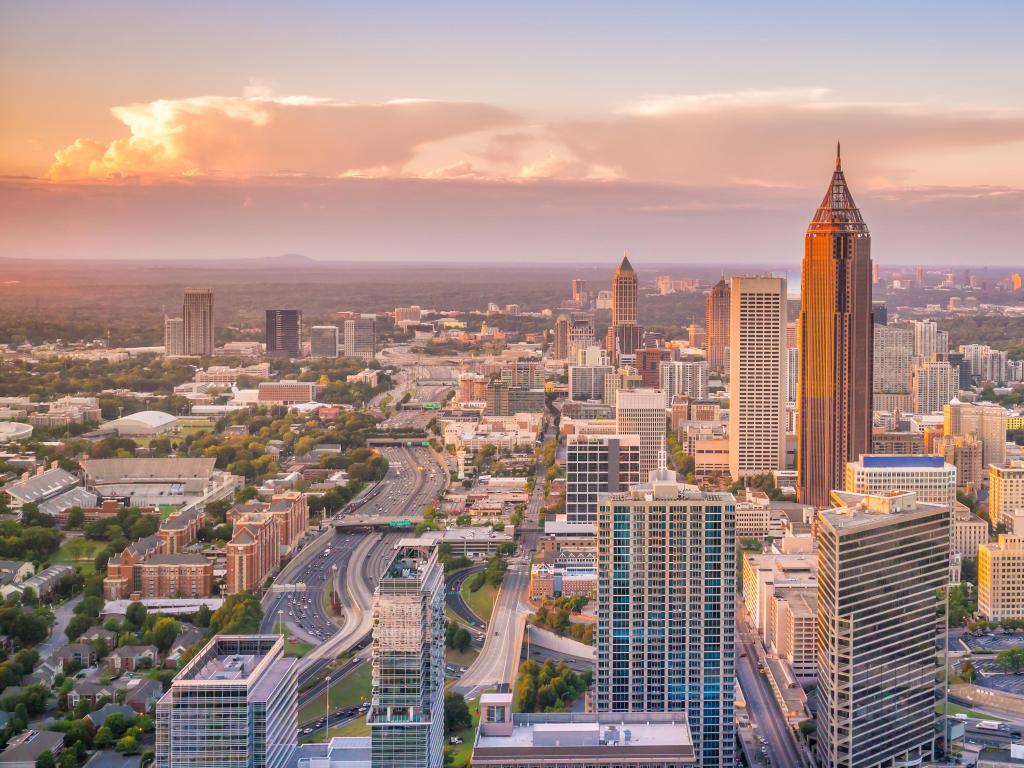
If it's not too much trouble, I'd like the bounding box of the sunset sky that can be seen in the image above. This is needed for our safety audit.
[2,1,1023,264]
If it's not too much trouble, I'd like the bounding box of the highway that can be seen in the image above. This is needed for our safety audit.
[736,608,805,768]
[348,446,445,521]
[446,565,487,630]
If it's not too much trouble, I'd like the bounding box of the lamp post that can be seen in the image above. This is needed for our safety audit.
[278,610,283,637]
[325,675,332,743]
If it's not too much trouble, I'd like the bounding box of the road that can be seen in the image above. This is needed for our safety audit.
[736,610,805,768]
[348,446,445,521]
[40,593,83,658]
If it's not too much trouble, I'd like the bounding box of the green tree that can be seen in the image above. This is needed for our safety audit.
[444,691,471,733]
[35,752,56,768]
[125,602,147,630]
[150,617,180,653]
[996,646,1024,673]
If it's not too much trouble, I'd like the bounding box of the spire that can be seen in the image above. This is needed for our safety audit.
[836,141,841,170]
[808,144,867,235]
[617,250,634,273]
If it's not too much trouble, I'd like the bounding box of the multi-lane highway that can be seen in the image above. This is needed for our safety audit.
[348,446,445,521]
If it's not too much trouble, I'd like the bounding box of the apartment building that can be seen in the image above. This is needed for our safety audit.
[990,462,1024,533]
[979,535,1024,621]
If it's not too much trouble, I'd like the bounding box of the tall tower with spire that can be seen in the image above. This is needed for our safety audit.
[606,252,643,364]
[798,144,873,507]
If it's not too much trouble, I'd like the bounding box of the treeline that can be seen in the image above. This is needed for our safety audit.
[514,659,592,713]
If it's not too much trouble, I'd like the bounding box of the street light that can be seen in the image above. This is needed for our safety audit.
[324,675,332,743]
[278,610,283,637]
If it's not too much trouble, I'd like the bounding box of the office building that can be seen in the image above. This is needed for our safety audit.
[871,301,888,326]
[705,278,730,374]
[394,306,423,326]
[936,434,983,491]
[310,325,340,358]
[569,318,596,358]
[952,506,989,559]
[729,276,787,478]
[844,455,957,510]
[265,309,302,358]
[742,551,818,645]
[912,319,947,362]
[565,434,640,526]
[369,540,445,768]
[602,370,642,407]
[873,324,915,402]
[182,288,214,357]
[343,317,377,360]
[944,399,1008,469]
[786,347,799,402]
[606,254,640,364]
[635,347,675,387]
[568,365,613,402]
[164,317,185,357]
[798,148,873,507]
[816,491,949,768]
[912,361,956,415]
[990,462,1024,533]
[771,588,817,679]
[979,535,1024,621]
[571,278,588,304]
[501,361,544,388]
[687,323,705,349]
[595,469,735,767]
[155,635,297,768]
[257,381,320,405]
[658,361,708,406]
[553,314,571,360]
[615,389,666,479]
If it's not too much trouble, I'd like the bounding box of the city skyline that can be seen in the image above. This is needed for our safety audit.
[3,3,1024,262]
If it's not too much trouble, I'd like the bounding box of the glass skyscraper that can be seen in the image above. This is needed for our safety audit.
[595,469,736,767]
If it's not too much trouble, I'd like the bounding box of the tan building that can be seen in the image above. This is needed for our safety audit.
[735,503,771,539]
[741,551,817,645]
[770,587,816,679]
[615,389,666,479]
[952,506,990,560]
[979,535,1024,621]
[936,433,984,491]
[182,288,214,357]
[945,399,1007,469]
[990,462,1024,532]
[705,277,730,375]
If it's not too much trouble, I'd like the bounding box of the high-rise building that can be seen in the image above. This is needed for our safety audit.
[343,318,377,360]
[565,434,641,526]
[912,319,947,362]
[606,254,640,363]
[844,454,957,510]
[635,347,675,387]
[659,360,709,406]
[156,635,297,768]
[552,314,571,360]
[687,323,705,349]
[164,317,185,357]
[873,324,915,403]
[912,360,956,415]
[394,306,423,326]
[569,317,596,358]
[871,301,888,326]
[979,535,1024,621]
[369,540,445,768]
[571,278,587,303]
[615,389,666,479]
[944,399,1007,469]
[310,325,339,357]
[265,309,302,358]
[729,276,787,479]
[501,361,544,388]
[705,278,730,374]
[990,462,1024,533]
[595,469,735,766]
[182,288,214,357]
[798,147,873,507]
[786,347,799,402]
[568,364,614,402]
[816,491,949,768]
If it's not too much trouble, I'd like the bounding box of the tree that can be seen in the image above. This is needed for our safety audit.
[150,617,180,653]
[64,507,86,530]
[35,752,56,768]
[444,691,471,733]
[996,646,1024,673]
[115,735,140,754]
[65,613,93,642]
[125,602,147,630]
[194,604,212,628]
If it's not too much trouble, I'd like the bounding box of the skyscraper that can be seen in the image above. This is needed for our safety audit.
[310,325,339,357]
[156,635,297,768]
[944,399,1007,468]
[615,388,666,479]
[912,319,947,362]
[571,278,587,303]
[552,314,571,360]
[798,146,873,507]
[606,253,641,363]
[369,540,445,768]
[658,360,709,405]
[705,277,730,374]
[816,491,949,768]
[265,309,302,358]
[182,288,214,357]
[873,323,915,403]
[728,276,787,478]
[912,360,956,414]
[343,317,377,360]
[595,469,735,766]
[565,433,640,527]
[164,317,185,357]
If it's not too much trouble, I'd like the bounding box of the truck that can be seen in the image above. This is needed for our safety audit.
[977,720,1001,731]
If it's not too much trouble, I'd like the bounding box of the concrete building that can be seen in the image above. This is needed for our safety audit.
[816,491,950,768]
[873,323,914,403]
[1,466,80,514]
[156,635,297,768]
[568,365,613,402]
[944,399,1007,470]
[786,346,799,403]
[257,381,321,405]
[936,433,984,492]
[912,361,956,415]
[369,540,445,768]
[564,434,640,527]
[182,288,214,357]
[979,535,1024,621]
[635,348,675,388]
[770,587,817,680]
[705,278,730,375]
[658,361,708,406]
[728,276,786,479]
[990,462,1024,533]
[844,454,957,510]
[595,469,735,767]
[912,318,948,362]
[472,697,697,768]
[164,317,185,357]
[614,389,666,480]
[265,309,302,358]
[552,314,571,361]
[952,506,989,560]
[741,552,817,645]
[343,318,377,360]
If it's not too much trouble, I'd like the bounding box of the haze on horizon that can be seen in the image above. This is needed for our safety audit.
[2,1,1023,265]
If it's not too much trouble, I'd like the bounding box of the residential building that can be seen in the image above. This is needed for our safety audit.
[990,462,1024,533]
[741,552,818,645]
[944,399,1008,469]
[786,347,799,402]
[0,730,64,768]
[182,288,214,357]
[798,148,873,507]
[601,370,642,407]
[912,318,947,362]
[343,318,376,360]
[705,277,730,374]
[369,540,445,768]
[225,510,280,594]
[979,535,1024,621]
[109,645,158,673]
[568,365,613,402]
[569,319,596,358]
[658,361,708,406]
[501,362,544,388]
[870,430,924,455]
[729,276,787,478]
[309,325,339,358]
[155,635,297,768]
[552,314,571,361]
[844,454,957,510]
[164,317,185,357]
[614,389,666,480]
[952,507,989,559]
[564,434,640,527]
[912,361,956,414]
[936,433,984,491]
[635,347,674,388]
[873,324,914,403]
[595,469,735,767]
[770,587,817,679]
[816,491,950,768]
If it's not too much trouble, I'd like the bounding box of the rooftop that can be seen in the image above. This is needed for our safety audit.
[857,454,949,469]
[3,467,78,503]
[823,490,947,529]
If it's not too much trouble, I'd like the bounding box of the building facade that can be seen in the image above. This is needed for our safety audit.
[182,288,214,357]
[989,462,1024,533]
[265,309,302,358]
[912,361,956,415]
[844,454,957,510]
[343,318,377,360]
[614,389,666,480]
[565,434,641,527]
[705,278,730,375]
[164,317,185,357]
[310,325,340,358]
[979,535,1024,621]
[798,148,873,507]
[658,361,709,405]
[606,254,640,364]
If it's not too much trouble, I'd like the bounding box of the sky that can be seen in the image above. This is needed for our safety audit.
[2,1,1024,264]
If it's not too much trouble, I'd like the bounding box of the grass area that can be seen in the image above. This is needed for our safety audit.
[298,662,372,723]
[460,580,498,625]
[159,505,178,520]
[53,537,107,574]
[445,645,479,669]
[936,701,1006,721]
[444,696,480,768]
[299,715,371,744]
[281,627,314,658]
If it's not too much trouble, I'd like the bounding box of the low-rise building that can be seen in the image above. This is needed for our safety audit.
[257,381,321,405]
[109,645,158,674]
[741,551,817,645]
[0,730,64,768]
[952,506,989,560]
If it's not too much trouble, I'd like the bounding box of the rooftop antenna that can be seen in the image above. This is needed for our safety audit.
[836,141,842,170]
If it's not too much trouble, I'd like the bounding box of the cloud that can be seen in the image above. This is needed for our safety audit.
[46,94,518,181]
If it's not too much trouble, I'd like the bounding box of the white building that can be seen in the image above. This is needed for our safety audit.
[658,360,709,405]
[912,361,956,414]
[614,389,666,480]
[844,454,957,510]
